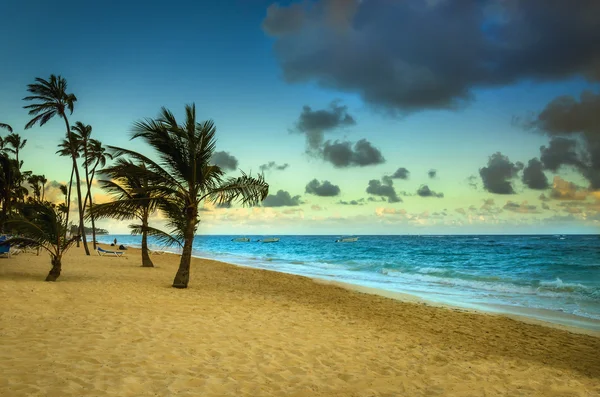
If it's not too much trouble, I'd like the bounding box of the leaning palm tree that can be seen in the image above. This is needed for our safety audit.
[56,133,81,241]
[109,104,269,288]
[3,202,76,281]
[23,75,90,255]
[90,159,166,267]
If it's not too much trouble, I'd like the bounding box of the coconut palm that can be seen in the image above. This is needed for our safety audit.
[3,202,76,281]
[56,133,81,240]
[23,75,90,255]
[90,159,169,267]
[4,133,27,168]
[109,103,269,288]
[71,122,97,248]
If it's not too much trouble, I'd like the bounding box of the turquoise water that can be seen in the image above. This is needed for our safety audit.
[99,234,600,328]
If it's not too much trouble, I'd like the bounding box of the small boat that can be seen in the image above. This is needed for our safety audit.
[259,237,280,243]
[232,237,250,242]
[335,236,359,243]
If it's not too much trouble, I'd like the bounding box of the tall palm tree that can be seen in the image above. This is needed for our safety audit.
[109,104,269,288]
[82,138,113,249]
[71,122,96,247]
[4,202,77,281]
[90,159,168,267]
[4,133,27,168]
[56,133,80,240]
[23,75,90,255]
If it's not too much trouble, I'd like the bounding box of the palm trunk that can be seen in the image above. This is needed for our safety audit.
[46,256,62,282]
[141,217,153,268]
[64,165,74,239]
[83,145,97,250]
[63,117,90,256]
[172,210,196,288]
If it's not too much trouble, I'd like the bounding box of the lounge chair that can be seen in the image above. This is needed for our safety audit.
[97,247,126,257]
[149,249,165,255]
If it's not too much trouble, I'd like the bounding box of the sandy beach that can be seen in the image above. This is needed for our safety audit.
[1,245,599,397]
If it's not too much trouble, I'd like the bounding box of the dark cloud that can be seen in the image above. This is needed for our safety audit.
[259,161,290,172]
[337,198,365,206]
[322,138,385,168]
[428,169,437,179]
[366,177,401,203]
[262,190,303,207]
[367,196,386,202]
[292,101,356,149]
[479,152,523,194]
[391,167,410,179]
[416,185,444,198]
[522,158,549,190]
[503,201,540,214]
[305,179,341,197]
[263,1,600,113]
[211,151,239,171]
[529,91,600,189]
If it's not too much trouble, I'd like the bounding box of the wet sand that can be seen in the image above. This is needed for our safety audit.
[1,244,599,396]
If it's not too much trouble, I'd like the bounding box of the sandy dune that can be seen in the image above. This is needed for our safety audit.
[1,244,599,396]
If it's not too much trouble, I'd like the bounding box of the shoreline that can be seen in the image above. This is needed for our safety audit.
[96,237,600,335]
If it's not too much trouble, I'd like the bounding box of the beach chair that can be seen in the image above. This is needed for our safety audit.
[0,244,11,258]
[97,247,126,257]
[149,249,165,256]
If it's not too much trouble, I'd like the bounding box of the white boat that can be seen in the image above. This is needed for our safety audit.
[260,237,280,243]
[335,236,359,243]
[232,237,250,242]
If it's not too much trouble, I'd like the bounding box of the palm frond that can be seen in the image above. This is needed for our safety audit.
[0,123,13,133]
[129,224,182,248]
[202,171,269,207]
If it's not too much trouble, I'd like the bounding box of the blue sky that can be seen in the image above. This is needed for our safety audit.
[1,0,599,234]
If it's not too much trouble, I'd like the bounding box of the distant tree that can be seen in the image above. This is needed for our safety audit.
[4,202,76,281]
[4,133,27,168]
[110,104,269,288]
[23,75,90,255]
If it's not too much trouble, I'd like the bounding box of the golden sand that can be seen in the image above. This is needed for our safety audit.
[1,245,599,396]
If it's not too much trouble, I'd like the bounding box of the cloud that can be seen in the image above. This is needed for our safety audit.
[337,198,365,206]
[428,169,437,179]
[292,101,356,149]
[466,175,479,189]
[528,91,600,189]
[416,185,444,198]
[391,167,410,179]
[503,201,541,214]
[259,161,290,172]
[522,158,549,190]
[322,138,385,167]
[211,151,239,171]
[550,176,588,201]
[375,207,407,217]
[263,1,600,113]
[311,204,324,211]
[305,179,341,196]
[262,189,303,207]
[455,208,466,215]
[479,152,523,194]
[366,177,401,203]
[541,202,551,210]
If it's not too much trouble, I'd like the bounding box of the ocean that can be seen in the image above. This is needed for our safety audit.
[98,234,600,330]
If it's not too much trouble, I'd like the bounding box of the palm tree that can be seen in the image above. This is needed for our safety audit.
[23,75,90,255]
[109,104,269,288]
[56,133,80,240]
[4,202,76,281]
[81,139,113,249]
[90,159,167,267]
[0,123,12,133]
[4,133,27,168]
[71,122,96,247]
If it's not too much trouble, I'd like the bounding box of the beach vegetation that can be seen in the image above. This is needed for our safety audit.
[107,104,269,288]
[3,201,77,281]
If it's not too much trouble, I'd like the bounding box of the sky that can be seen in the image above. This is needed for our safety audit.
[1,0,599,235]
